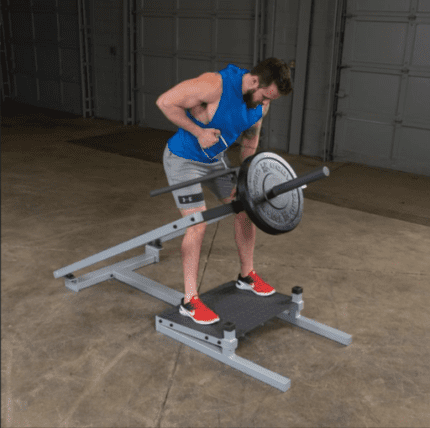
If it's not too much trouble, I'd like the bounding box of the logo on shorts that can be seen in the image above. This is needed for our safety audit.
[179,193,204,205]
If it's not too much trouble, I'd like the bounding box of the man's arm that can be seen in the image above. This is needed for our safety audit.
[239,104,270,163]
[156,72,221,139]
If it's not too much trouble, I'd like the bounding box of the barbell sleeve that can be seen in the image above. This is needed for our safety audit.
[203,167,330,224]
[202,200,243,222]
[150,167,240,197]
[265,166,330,200]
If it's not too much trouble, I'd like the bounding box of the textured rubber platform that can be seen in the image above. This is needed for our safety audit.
[157,281,294,339]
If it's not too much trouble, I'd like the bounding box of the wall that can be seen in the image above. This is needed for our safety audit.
[2,0,82,114]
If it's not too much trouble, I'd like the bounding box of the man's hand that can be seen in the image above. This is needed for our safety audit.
[223,186,237,203]
[198,128,222,149]
[230,186,237,200]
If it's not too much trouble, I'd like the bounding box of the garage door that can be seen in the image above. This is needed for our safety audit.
[333,0,430,176]
[6,0,82,114]
[137,0,258,131]
[91,0,124,121]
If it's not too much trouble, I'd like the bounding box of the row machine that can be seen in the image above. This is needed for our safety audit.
[53,151,352,392]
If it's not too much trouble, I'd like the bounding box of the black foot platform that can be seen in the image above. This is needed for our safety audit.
[157,281,293,339]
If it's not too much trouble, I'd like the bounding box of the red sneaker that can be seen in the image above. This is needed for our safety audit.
[236,270,276,296]
[179,295,220,325]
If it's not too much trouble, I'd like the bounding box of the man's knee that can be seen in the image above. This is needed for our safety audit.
[183,222,207,248]
[180,204,207,217]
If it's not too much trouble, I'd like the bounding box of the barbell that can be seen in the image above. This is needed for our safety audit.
[151,151,330,235]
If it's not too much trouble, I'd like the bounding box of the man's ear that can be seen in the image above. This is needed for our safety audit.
[251,75,260,89]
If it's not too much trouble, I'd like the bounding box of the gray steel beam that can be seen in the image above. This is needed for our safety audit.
[90,0,99,117]
[29,0,40,102]
[116,270,183,307]
[1,5,12,100]
[289,0,313,155]
[277,312,352,346]
[130,0,136,125]
[156,317,291,392]
[323,0,344,162]
[55,0,64,108]
[78,0,91,117]
[53,210,233,279]
[123,0,128,125]
[253,0,260,66]
[83,0,92,117]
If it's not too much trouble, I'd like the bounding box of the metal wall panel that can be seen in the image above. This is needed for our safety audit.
[8,0,32,13]
[1,9,12,101]
[61,0,79,14]
[61,49,81,84]
[32,0,57,12]
[39,79,61,107]
[15,74,38,104]
[333,0,430,175]
[91,0,123,121]
[138,0,259,131]
[38,47,60,80]
[33,13,58,42]
[13,45,36,75]
[9,12,33,43]
[59,13,80,48]
[355,0,410,13]
[63,82,83,113]
[419,0,430,12]
[4,0,82,114]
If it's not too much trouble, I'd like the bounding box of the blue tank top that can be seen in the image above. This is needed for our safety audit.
[167,64,263,164]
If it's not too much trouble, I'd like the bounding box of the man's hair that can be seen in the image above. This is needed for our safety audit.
[250,57,293,96]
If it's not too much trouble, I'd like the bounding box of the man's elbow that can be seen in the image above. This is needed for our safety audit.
[241,131,260,149]
[241,138,259,151]
[156,97,163,108]
[156,95,169,109]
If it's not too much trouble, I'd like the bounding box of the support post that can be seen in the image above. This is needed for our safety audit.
[289,0,313,155]
[123,0,129,125]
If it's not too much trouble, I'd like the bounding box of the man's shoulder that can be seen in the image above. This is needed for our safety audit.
[195,72,223,100]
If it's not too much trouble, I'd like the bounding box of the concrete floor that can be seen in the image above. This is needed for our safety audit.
[1,101,430,427]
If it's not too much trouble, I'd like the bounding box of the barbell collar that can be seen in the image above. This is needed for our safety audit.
[150,167,240,198]
[265,166,330,201]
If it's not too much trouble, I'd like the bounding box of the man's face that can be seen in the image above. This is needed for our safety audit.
[243,82,281,109]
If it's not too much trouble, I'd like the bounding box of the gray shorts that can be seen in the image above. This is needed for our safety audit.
[163,144,237,210]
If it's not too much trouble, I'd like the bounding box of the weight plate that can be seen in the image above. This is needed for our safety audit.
[237,152,304,235]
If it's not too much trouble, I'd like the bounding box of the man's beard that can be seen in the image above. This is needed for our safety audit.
[243,90,260,109]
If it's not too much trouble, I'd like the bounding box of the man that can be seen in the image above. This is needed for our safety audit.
[156,57,293,325]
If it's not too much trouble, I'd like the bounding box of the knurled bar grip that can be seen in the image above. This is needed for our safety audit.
[150,167,240,197]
